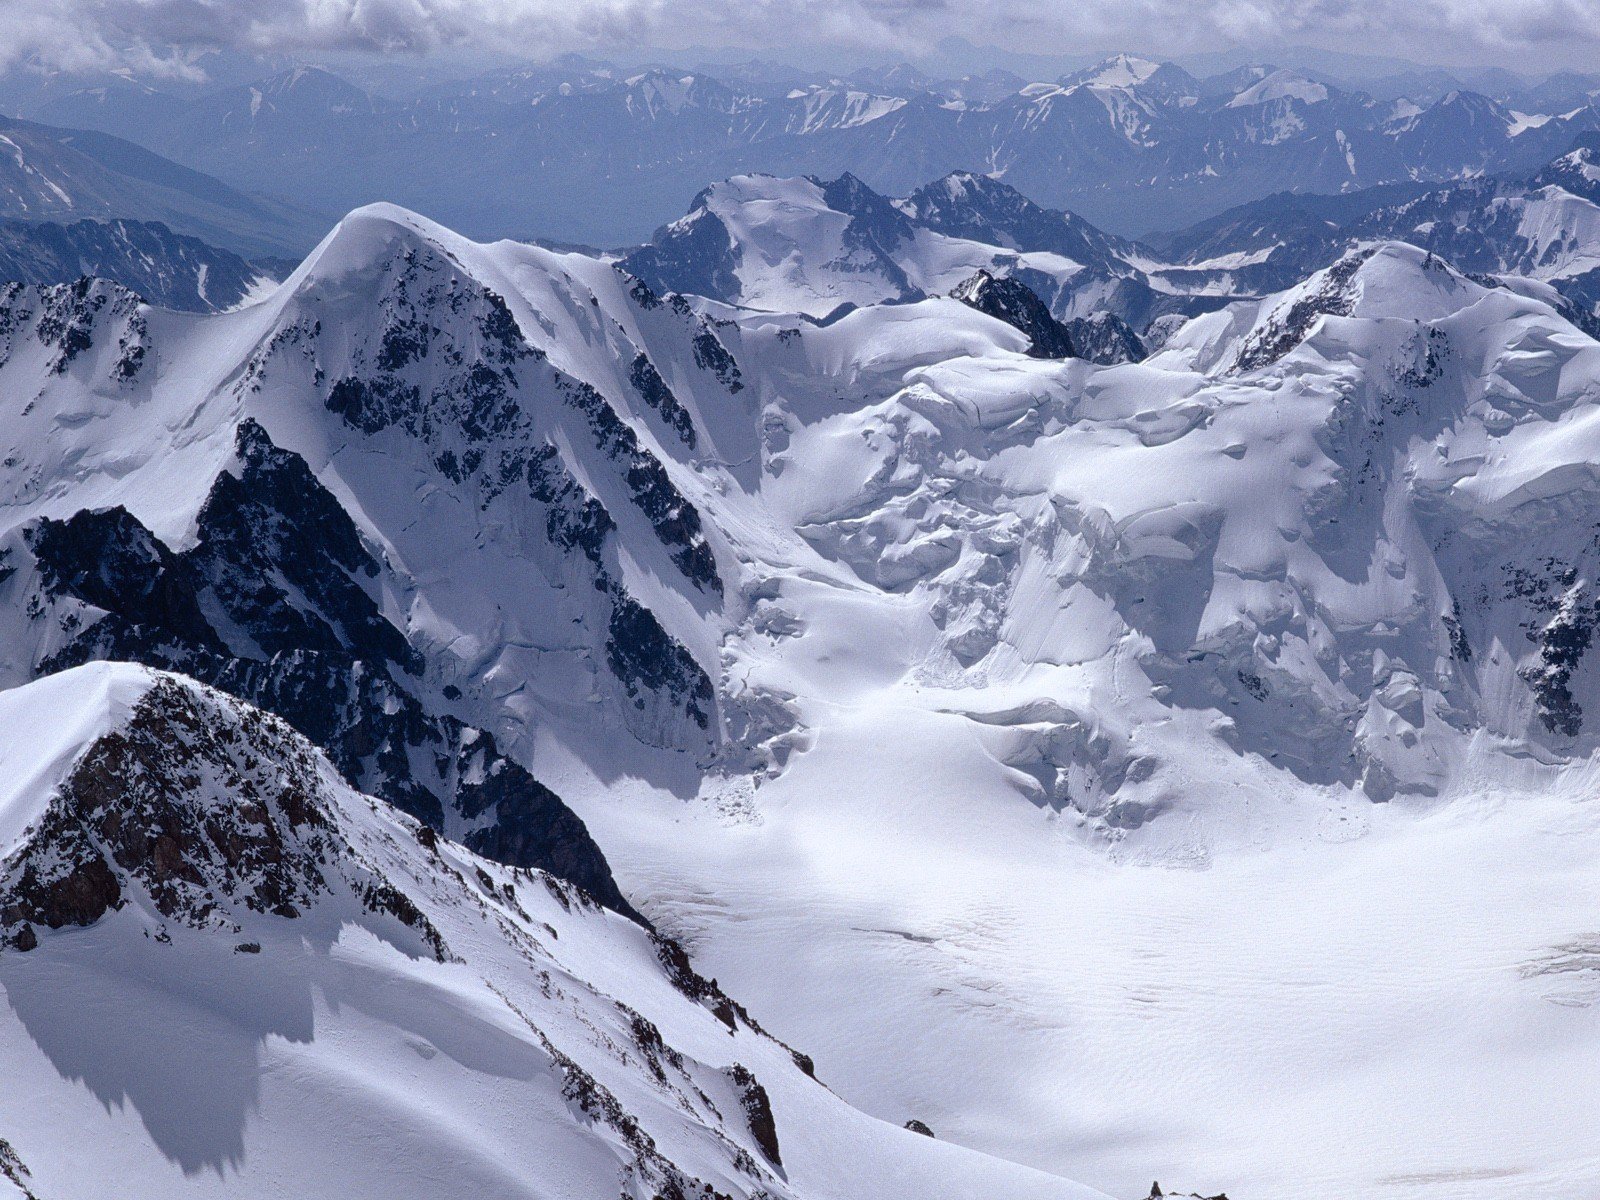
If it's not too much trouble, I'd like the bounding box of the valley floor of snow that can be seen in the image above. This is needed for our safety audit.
[557,713,1600,1200]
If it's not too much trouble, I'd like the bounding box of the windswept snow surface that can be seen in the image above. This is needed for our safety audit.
[558,242,1600,1199]
[3,200,1600,1200]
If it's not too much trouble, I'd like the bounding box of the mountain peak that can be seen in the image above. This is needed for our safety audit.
[0,662,156,859]
[919,169,1015,201]
[279,201,490,301]
[1067,54,1163,89]
[0,665,450,957]
[1225,68,1331,108]
[1423,87,1511,124]
[247,65,387,113]
[949,269,1075,358]
[1228,241,1482,373]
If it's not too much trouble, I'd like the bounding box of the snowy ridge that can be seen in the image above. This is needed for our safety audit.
[1225,70,1330,109]
[0,203,748,915]
[622,170,1187,332]
[0,663,1108,1200]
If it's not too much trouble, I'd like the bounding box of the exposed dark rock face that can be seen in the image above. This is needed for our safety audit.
[648,931,818,1081]
[629,352,698,449]
[1146,1184,1230,1200]
[1443,599,1473,663]
[21,421,638,920]
[533,458,615,568]
[621,271,663,311]
[728,1064,782,1166]
[1064,311,1146,364]
[903,1119,934,1137]
[306,239,723,637]
[0,277,147,380]
[1510,563,1600,738]
[0,1137,39,1200]
[2,679,331,932]
[621,203,742,302]
[818,171,916,279]
[451,737,630,905]
[692,322,744,393]
[950,269,1075,359]
[1232,247,1379,373]
[563,380,722,595]
[492,989,750,1200]
[0,677,450,958]
[901,171,1139,271]
[652,931,750,1031]
[195,419,421,671]
[608,595,715,730]
[623,1009,685,1084]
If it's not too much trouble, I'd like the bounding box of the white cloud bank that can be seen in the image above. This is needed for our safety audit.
[3,0,1598,77]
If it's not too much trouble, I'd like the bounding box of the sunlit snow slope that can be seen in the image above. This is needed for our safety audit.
[2,192,1600,1198]
[0,663,1107,1200]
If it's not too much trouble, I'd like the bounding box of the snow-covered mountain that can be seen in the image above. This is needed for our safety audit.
[1151,136,1600,325]
[0,216,273,311]
[0,204,753,915]
[5,194,1600,1197]
[19,53,1600,246]
[0,663,1104,1200]
[619,169,1213,340]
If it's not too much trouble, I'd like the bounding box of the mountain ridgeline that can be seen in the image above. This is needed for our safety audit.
[4,87,1600,1198]
[9,53,1600,245]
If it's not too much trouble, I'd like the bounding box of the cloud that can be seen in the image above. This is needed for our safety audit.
[2,0,1598,78]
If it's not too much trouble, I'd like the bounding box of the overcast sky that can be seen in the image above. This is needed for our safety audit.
[4,0,1599,79]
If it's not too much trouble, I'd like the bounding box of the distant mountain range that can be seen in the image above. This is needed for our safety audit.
[7,53,1600,247]
[0,86,1593,353]
[614,138,1600,342]
[0,112,325,258]
[1148,133,1600,327]
[0,216,274,311]
[6,129,1596,334]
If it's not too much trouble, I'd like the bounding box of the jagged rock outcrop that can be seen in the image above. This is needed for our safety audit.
[0,673,449,960]
[949,269,1076,358]
[1063,311,1146,364]
[0,663,1077,1200]
[16,420,637,919]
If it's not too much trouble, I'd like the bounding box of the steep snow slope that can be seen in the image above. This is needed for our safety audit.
[552,241,1600,1198]
[7,204,1600,1198]
[0,205,752,912]
[0,663,1107,1200]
